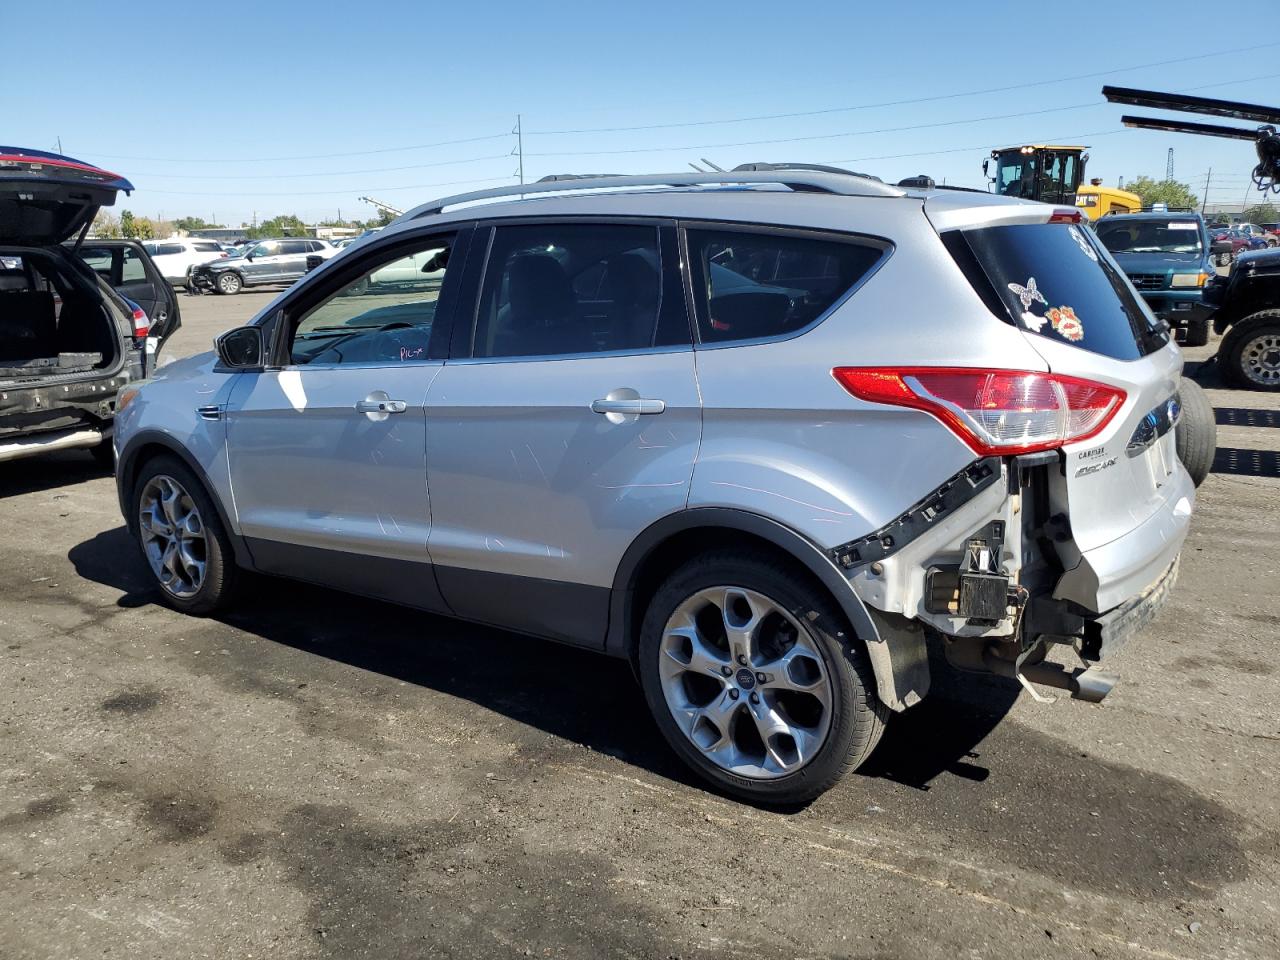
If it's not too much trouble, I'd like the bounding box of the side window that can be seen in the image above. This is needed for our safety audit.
[192,241,221,253]
[77,247,116,280]
[288,235,454,366]
[122,248,147,283]
[473,223,662,359]
[249,242,278,258]
[279,240,309,256]
[687,228,885,344]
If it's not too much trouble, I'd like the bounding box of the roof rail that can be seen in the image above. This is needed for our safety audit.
[731,161,884,182]
[405,169,905,218]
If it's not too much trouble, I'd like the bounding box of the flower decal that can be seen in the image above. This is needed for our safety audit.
[1047,305,1084,342]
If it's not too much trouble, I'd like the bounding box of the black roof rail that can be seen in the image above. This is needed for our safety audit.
[732,161,884,182]
[405,169,905,218]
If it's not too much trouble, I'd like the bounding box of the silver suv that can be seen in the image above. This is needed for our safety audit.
[112,169,1193,803]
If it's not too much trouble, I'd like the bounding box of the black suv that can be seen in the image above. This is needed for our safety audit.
[1,147,178,466]
[191,237,334,294]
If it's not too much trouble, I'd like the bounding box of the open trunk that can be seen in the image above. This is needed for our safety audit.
[0,247,123,386]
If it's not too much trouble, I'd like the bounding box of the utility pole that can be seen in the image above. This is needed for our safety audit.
[55,136,62,154]
[1202,168,1211,214]
[513,114,524,185]
[1166,147,1174,181]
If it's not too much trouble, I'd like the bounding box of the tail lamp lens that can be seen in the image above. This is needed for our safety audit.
[831,367,1125,455]
[131,307,150,338]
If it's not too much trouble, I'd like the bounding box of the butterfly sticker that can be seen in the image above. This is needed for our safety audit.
[1008,276,1047,311]
[1069,225,1098,262]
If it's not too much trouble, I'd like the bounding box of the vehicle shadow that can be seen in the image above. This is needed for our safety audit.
[69,525,1020,804]
[1212,446,1280,478]
[0,450,110,499]
[1214,406,1280,429]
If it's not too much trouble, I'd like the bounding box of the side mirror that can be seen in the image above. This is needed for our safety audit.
[982,158,992,179]
[245,253,255,261]
[215,325,264,368]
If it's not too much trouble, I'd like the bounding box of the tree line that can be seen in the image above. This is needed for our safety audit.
[91,208,395,240]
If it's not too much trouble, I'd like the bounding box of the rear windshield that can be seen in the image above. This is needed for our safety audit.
[944,222,1166,361]
[1095,219,1203,255]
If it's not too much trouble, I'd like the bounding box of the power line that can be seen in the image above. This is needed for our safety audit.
[87,132,512,164]
[128,153,511,180]
[526,42,1280,136]
[527,102,1106,158]
[142,175,516,198]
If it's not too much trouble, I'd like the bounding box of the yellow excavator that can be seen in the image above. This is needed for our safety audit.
[985,145,1140,219]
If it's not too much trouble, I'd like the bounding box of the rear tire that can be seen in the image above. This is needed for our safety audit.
[637,549,886,804]
[216,272,243,295]
[131,454,237,615]
[1175,377,1216,487]
[1221,312,1280,391]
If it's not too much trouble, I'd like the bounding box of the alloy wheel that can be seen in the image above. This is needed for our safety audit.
[1241,332,1280,386]
[657,586,833,779]
[138,474,208,599]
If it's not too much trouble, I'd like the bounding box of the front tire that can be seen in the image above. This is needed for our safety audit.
[1221,312,1280,391]
[638,550,886,804]
[216,271,243,295]
[131,455,237,615]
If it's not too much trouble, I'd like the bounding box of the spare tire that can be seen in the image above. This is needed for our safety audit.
[1175,377,1216,487]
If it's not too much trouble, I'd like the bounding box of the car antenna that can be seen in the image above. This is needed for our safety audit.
[700,158,727,172]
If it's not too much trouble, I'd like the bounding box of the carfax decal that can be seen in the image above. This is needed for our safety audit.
[1069,225,1099,262]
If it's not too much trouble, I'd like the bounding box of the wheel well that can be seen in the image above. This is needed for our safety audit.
[622,526,834,666]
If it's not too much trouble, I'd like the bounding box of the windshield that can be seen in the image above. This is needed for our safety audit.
[1096,220,1203,255]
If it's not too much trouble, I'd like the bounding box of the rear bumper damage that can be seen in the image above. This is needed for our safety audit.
[841,453,1190,707]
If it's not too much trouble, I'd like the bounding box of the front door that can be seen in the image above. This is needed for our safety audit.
[424,220,700,646]
[243,240,284,283]
[224,228,466,611]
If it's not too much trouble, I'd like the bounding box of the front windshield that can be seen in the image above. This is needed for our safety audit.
[993,153,1029,198]
[1096,220,1203,255]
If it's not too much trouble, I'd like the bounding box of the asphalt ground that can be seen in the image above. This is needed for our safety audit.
[1,286,1278,959]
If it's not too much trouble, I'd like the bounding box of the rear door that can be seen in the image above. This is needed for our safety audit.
[72,241,180,348]
[277,239,313,282]
[423,219,700,646]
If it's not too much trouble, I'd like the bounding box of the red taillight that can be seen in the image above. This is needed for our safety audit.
[831,367,1125,455]
[1048,208,1083,223]
[131,307,150,338]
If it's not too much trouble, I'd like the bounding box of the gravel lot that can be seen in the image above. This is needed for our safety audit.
[1,288,1278,959]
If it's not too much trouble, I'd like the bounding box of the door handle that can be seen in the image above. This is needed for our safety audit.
[590,398,665,416]
[355,399,407,414]
[355,391,407,422]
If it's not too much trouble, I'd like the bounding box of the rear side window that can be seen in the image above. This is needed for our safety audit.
[192,241,221,252]
[686,228,885,344]
[155,243,184,256]
[472,223,663,359]
[944,222,1165,361]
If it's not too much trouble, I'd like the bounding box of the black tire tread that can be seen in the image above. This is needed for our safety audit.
[1175,377,1216,487]
[638,548,887,804]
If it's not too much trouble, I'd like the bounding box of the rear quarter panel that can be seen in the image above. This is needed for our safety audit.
[688,205,1051,550]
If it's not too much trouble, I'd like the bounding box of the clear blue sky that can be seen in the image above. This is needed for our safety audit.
[5,0,1277,226]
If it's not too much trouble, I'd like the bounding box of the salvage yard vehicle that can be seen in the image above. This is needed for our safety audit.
[140,237,227,287]
[1094,212,1215,346]
[113,168,1194,803]
[1202,246,1280,390]
[1,147,177,466]
[190,236,336,294]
